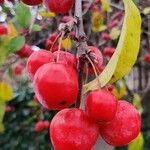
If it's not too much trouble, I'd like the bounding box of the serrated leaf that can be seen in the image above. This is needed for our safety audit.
[0,101,5,133]
[128,132,144,150]
[15,2,31,27]
[7,36,25,53]
[0,81,13,102]
[84,0,141,93]
[32,24,42,32]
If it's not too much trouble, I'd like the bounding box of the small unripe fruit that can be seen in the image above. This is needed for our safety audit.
[35,121,45,132]
[53,51,77,69]
[0,24,8,35]
[86,89,117,122]
[22,0,42,6]
[33,63,78,110]
[43,120,50,129]
[26,50,54,80]
[5,105,13,113]
[44,0,75,14]
[50,108,99,150]
[100,100,141,146]
[16,44,33,58]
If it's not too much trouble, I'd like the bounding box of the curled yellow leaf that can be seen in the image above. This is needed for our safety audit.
[84,0,141,93]
[61,37,72,50]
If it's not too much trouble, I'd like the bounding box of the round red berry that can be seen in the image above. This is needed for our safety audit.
[22,0,42,6]
[44,0,75,14]
[53,51,77,69]
[26,50,54,80]
[100,100,141,146]
[35,121,45,132]
[103,47,115,57]
[50,108,99,150]
[86,89,117,122]
[0,24,8,35]
[33,63,78,110]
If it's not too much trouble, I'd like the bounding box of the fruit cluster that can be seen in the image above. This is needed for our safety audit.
[26,44,141,149]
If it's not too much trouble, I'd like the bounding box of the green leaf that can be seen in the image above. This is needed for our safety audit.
[83,0,141,93]
[133,0,139,5]
[128,132,144,150]
[133,94,143,114]
[7,36,25,53]
[0,101,5,133]
[32,24,42,32]
[15,2,31,28]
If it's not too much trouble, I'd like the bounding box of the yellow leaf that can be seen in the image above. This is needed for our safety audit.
[61,37,72,50]
[101,0,112,12]
[84,0,141,93]
[110,28,121,40]
[39,11,56,17]
[0,81,13,102]
[7,21,18,38]
[92,11,104,32]
[128,132,144,150]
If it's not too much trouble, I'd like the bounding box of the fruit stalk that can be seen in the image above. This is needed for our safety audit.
[75,0,88,107]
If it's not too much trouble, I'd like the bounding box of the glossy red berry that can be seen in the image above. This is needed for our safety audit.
[86,89,117,122]
[44,0,75,14]
[103,47,115,57]
[0,24,8,35]
[100,100,141,146]
[53,51,77,69]
[50,108,99,150]
[16,44,33,58]
[144,53,150,63]
[35,121,46,132]
[85,46,103,73]
[33,63,78,110]
[26,50,54,80]
[22,0,42,6]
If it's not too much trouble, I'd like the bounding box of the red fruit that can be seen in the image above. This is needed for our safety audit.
[33,63,78,110]
[144,53,150,63]
[0,24,8,35]
[108,19,119,29]
[85,46,103,73]
[50,108,99,150]
[26,50,54,80]
[22,0,42,6]
[100,100,141,146]
[5,105,13,113]
[44,0,75,14]
[13,64,23,75]
[16,44,33,58]
[35,121,45,132]
[34,95,39,103]
[101,33,112,41]
[44,120,50,129]
[103,47,115,57]
[53,51,77,69]
[0,0,4,4]
[86,89,117,122]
